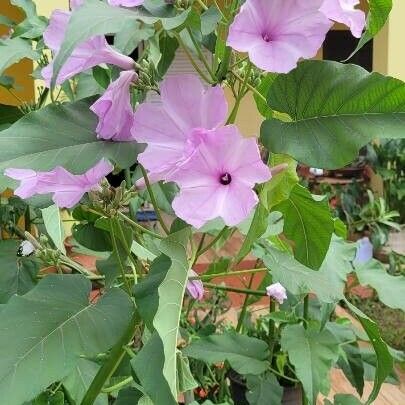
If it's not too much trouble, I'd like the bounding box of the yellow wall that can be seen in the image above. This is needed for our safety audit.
[35,0,69,16]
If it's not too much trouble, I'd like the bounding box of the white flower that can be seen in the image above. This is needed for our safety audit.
[266,282,287,304]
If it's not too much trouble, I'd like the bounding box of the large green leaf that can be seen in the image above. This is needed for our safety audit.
[0,275,134,405]
[349,0,392,57]
[10,0,37,18]
[183,332,269,375]
[41,204,65,254]
[63,358,107,405]
[246,373,283,405]
[281,324,340,405]
[354,259,405,311]
[131,332,176,405]
[0,37,38,75]
[0,240,38,304]
[274,184,334,269]
[324,394,363,405]
[152,228,191,399]
[0,100,141,190]
[0,105,23,126]
[254,237,354,303]
[261,60,405,169]
[50,0,157,88]
[344,300,393,405]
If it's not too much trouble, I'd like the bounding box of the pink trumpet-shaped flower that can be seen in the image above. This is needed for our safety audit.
[90,70,138,141]
[42,10,134,86]
[170,126,271,229]
[266,283,287,304]
[227,0,332,73]
[320,0,366,38]
[70,0,84,9]
[186,270,204,301]
[131,74,228,183]
[108,0,145,6]
[5,159,113,208]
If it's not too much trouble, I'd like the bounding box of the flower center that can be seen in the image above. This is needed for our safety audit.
[262,33,272,42]
[219,173,232,185]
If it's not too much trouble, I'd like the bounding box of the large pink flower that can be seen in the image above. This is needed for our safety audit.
[90,70,138,141]
[108,0,145,6]
[227,0,332,73]
[320,0,365,38]
[132,75,228,183]
[170,126,271,229]
[42,10,134,86]
[5,159,113,208]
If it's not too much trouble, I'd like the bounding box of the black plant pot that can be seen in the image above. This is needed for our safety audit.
[228,370,302,405]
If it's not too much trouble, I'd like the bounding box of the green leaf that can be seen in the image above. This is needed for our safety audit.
[73,222,112,252]
[183,332,269,375]
[157,34,178,78]
[0,37,38,75]
[246,373,283,405]
[176,351,198,393]
[114,387,143,405]
[200,6,221,35]
[324,394,363,405]
[255,237,353,303]
[348,0,392,58]
[131,332,176,405]
[0,100,141,191]
[41,204,66,254]
[354,259,405,311]
[0,240,38,304]
[92,66,110,89]
[0,104,23,125]
[254,74,278,118]
[261,154,298,210]
[63,358,108,405]
[261,60,405,169]
[274,184,334,269]
[50,0,157,88]
[114,21,155,55]
[10,0,37,18]
[281,324,340,405]
[0,274,134,405]
[152,228,191,398]
[344,300,393,405]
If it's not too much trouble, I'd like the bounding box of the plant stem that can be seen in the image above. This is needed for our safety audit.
[102,376,133,393]
[204,282,266,297]
[268,299,276,360]
[140,166,170,235]
[269,367,299,384]
[117,211,164,240]
[230,69,266,103]
[124,168,132,189]
[187,27,216,82]
[176,34,213,84]
[236,274,254,332]
[303,295,309,329]
[227,63,252,124]
[81,312,137,405]
[195,0,208,10]
[110,219,131,295]
[189,267,268,282]
[195,227,228,259]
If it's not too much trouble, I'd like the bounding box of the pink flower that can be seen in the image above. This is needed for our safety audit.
[70,0,84,9]
[186,270,204,301]
[5,159,113,208]
[108,0,145,6]
[227,0,332,73]
[266,283,287,304]
[132,74,228,183]
[320,0,365,38]
[42,10,134,86]
[90,71,138,141]
[170,126,271,229]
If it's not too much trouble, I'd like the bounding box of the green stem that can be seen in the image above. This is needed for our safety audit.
[268,299,276,360]
[204,282,266,297]
[81,312,137,405]
[195,0,208,11]
[187,27,216,82]
[269,367,299,384]
[176,34,213,84]
[117,211,164,240]
[303,295,309,329]
[236,274,254,332]
[191,267,268,281]
[110,219,131,295]
[60,256,95,278]
[24,206,31,232]
[124,168,132,189]
[102,376,133,393]
[194,227,228,259]
[140,166,170,235]
[230,69,266,103]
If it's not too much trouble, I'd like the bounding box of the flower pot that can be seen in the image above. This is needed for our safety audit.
[228,370,302,405]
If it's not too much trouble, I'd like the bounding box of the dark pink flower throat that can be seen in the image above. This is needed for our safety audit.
[219,173,232,185]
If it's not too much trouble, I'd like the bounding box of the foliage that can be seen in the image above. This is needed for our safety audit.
[0,1,402,404]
